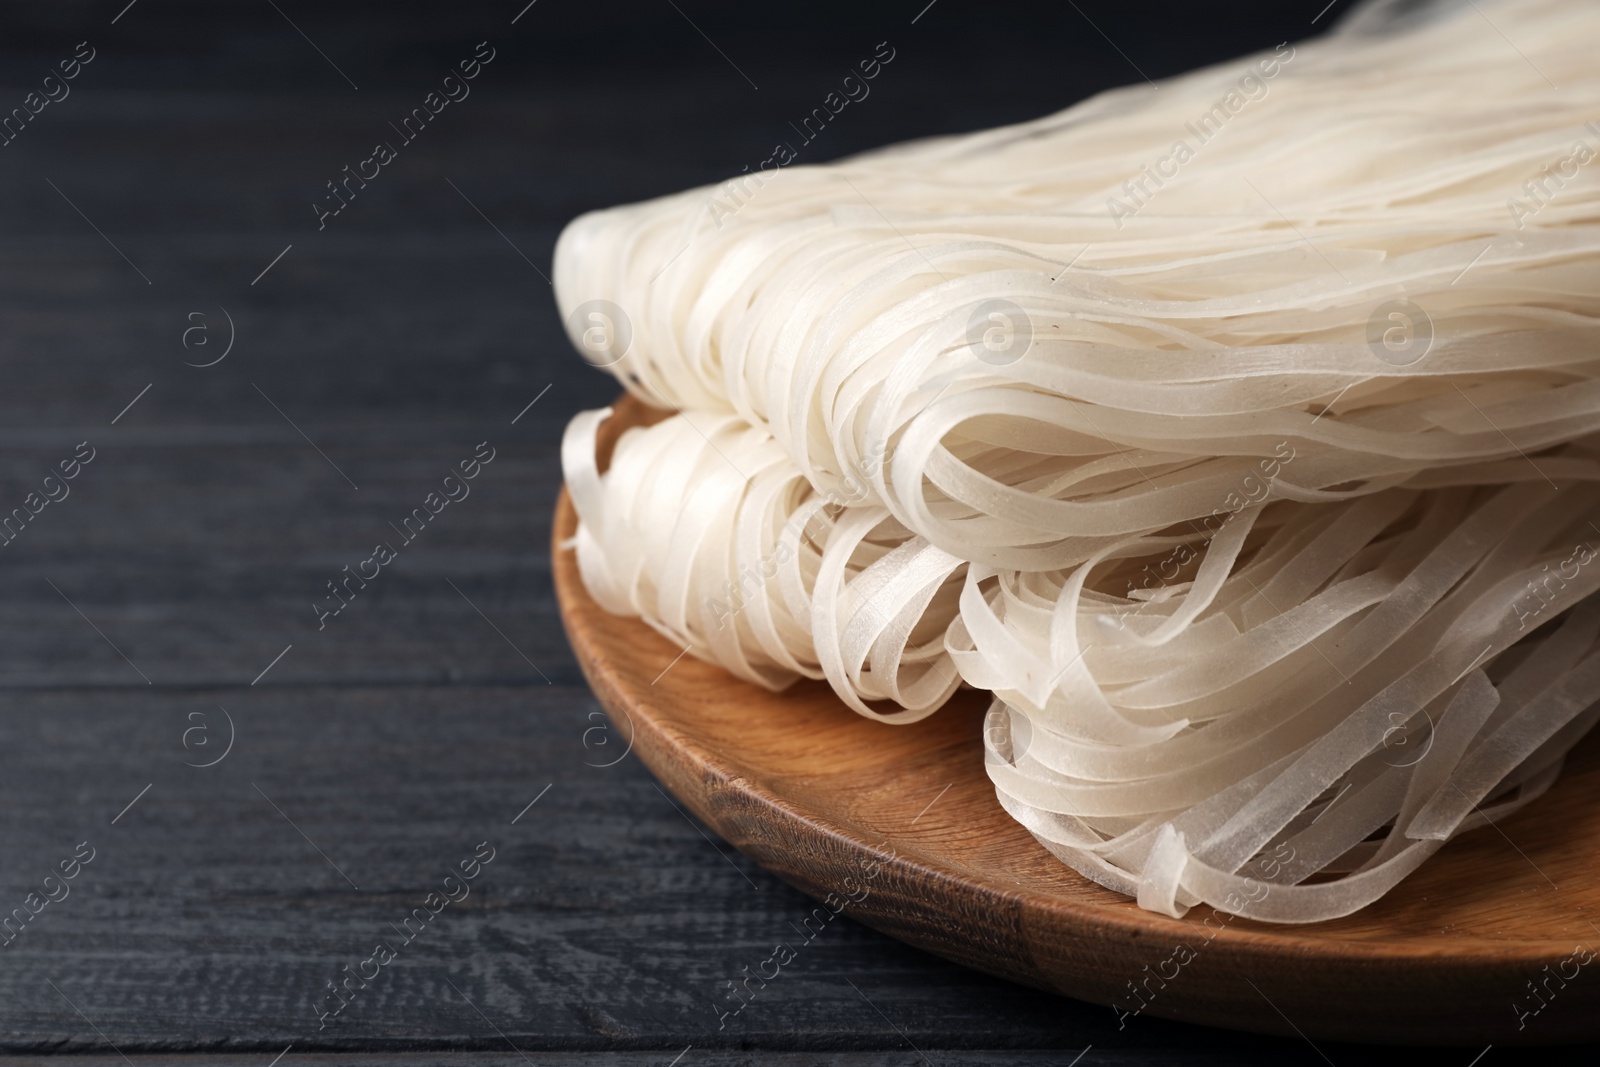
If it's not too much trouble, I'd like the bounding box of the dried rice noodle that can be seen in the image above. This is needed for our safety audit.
[556,0,1600,921]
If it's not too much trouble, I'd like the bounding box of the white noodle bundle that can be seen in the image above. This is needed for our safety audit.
[968,482,1600,920]
[563,407,965,721]
[556,0,1600,921]
[556,0,1600,571]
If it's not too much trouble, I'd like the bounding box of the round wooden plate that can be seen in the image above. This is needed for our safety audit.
[553,395,1600,1046]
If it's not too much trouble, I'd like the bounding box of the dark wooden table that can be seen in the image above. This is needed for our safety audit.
[0,2,1584,1064]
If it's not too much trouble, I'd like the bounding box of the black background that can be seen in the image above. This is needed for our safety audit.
[0,1,1584,1064]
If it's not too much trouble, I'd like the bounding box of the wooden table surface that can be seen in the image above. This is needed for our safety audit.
[0,1,1585,1064]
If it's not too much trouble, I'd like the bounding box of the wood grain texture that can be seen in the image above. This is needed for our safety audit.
[557,394,1600,1047]
[3,2,1593,1061]
[0,58,1315,1067]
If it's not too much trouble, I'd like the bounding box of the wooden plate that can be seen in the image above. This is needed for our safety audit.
[553,395,1600,1046]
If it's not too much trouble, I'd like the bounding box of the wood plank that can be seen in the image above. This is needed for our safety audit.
[0,683,1181,1055]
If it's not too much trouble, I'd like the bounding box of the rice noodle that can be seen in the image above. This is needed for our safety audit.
[556,0,1600,921]
[563,407,965,721]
